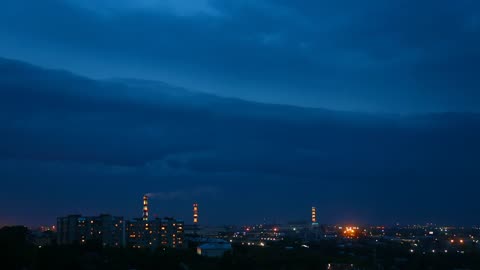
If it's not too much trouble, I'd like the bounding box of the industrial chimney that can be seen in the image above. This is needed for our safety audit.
[311,206,317,224]
[193,203,199,224]
[143,195,149,221]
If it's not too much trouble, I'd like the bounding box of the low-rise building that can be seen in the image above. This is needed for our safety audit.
[197,241,232,257]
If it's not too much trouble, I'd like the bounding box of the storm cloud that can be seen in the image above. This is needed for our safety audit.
[0,0,479,112]
[0,58,479,226]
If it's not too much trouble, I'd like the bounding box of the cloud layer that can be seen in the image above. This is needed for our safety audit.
[0,58,479,226]
[0,0,479,112]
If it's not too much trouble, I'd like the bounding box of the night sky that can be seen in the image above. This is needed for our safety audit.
[0,0,479,227]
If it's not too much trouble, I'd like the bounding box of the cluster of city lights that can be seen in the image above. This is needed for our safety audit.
[342,226,359,238]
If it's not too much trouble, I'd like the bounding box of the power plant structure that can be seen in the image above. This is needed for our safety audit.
[193,202,199,235]
[193,203,199,224]
[142,195,149,221]
[311,206,320,241]
[311,206,317,225]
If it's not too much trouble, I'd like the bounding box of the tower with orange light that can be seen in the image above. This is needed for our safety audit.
[193,203,199,224]
[311,206,318,226]
[143,195,149,221]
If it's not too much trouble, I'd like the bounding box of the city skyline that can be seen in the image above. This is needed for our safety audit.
[1,1,479,269]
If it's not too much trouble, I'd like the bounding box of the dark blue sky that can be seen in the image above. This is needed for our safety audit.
[1,0,479,112]
[0,1,479,227]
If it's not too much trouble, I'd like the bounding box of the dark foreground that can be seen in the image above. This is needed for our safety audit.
[1,226,479,270]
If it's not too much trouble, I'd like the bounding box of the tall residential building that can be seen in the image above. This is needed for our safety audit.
[126,217,184,249]
[57,214,125,247]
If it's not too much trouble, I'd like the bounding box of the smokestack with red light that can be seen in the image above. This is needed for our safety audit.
[143,195,149,221]
[193,203,199,224]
